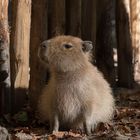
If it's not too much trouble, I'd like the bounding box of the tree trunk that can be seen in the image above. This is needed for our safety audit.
[81,0,96,65]
[116,0,134,88]
[66,0,81,37]
[10,0,31,112]
[130,0,140,82]
[135,0,140,83]
[96,0,116,87]
[48,0,65,38]
[81,0,96,43]
[29,0,48,109]
[0,0,11,114]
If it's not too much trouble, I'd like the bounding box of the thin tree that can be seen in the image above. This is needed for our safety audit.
[0,0,11,114]
[96,0,116,87]
[81,0,96,65]
[29,0,48,108]
[81,0,96,43]
[48,0,65,38]
[66,0,81,37]
[116,0,134,88]
[10,0,31,112]
[130,0,140,82]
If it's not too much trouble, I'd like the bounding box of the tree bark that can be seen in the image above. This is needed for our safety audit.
[48,0,65,38]
[0,0,11,114]
[66,0,81,37]
[29,0,48,109]
[96,0,116,87]
[116,0,134,88]
[10,0,31,112]
[130,0,140,82]
[135,0,140,82]
[81,0,96,65]
[81,0,96,43]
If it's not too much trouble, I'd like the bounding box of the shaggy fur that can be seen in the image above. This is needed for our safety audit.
[38,35,115,134]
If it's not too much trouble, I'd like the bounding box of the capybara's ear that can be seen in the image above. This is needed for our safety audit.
[82,41,93,52]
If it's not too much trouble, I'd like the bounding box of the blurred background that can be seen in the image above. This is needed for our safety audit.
[0,0,140,116]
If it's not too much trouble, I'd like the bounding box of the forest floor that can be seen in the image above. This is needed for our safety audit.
[0,87,140,140]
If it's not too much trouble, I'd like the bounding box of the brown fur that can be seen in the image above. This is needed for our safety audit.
[38,35,115,134]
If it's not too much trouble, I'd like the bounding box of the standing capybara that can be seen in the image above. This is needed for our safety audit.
[38,35,115,134]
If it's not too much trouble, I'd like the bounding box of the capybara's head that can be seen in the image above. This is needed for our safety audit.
[38,35,93,72]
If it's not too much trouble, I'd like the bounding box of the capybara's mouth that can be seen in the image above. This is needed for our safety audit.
[40,55,49,64]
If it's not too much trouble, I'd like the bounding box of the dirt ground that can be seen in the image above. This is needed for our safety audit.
[0,87,140,140]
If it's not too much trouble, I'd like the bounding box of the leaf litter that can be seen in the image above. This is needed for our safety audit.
[0,88,140,140]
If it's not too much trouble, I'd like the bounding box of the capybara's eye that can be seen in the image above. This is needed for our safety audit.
[64,44,73,49]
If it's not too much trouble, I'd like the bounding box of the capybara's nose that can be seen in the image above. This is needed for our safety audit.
[40,41,47,48]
